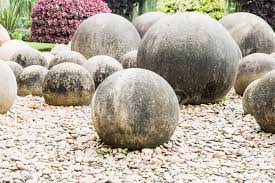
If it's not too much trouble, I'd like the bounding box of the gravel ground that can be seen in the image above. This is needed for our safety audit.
[0,91,274,183]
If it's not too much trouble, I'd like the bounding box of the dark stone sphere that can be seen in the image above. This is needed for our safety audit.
[242,79,260,115]
[6,61,23,81]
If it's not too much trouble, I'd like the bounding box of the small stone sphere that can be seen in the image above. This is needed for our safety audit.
[234,53,275,95]
[43,63,95,106]
[119,50,137,69]
[50,44,70,55]
[18,65,48,97]
[71,13,141,60]
[250,71,275,133]
[137,12,241,104]
[91,68,179,149]
[11,48,48,68]
[0,40,30,61]
[132,12,167,38]
[48,51,87,69]
[41,52,54,66]
[242,79,260,115]
[0,60,17,114]
[82,55,123,88]
[6,61,23,81]
[220,12,275,57]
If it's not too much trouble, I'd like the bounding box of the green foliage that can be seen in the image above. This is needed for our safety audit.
[11,31,22,40]
[26,41,55,51]
[156,0,225,19]
[216,95,229,104]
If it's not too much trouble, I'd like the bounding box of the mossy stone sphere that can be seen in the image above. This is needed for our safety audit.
[71,13,141,60]
[11,48,48,68]
[50,44,70,55]
[0,60,17,114]
[132,12,167,38]
[242,79,260,115]
[91,68,179,149]
[82,55,123,88]
[137,12,241,104]
[6,61,23,81]
[48,51,87,69]
[220,12,275,57]
[18,65,48,97]
[43,63,95,106]
[234,53,275,95]
[119,50,137,69]
[0,40,30,61]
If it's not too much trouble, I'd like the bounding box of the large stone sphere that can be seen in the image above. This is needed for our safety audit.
[250,71,275,133]
[119,50,137,69]
[91,68,179,149]
[137,12,241,104]
[18,65,48,97]
[48,51,87,69]
[242,79,260,115]
[0,24,10,46]
[132,12,167,38]
[234,53,275,95]
[82,55,123,88]
[11,48,48,68]
[43,63,95,106]
[50,44,70,55]
[0,40,30,61]
[220,12,275,57]
[71,13,141,60]
[6,61,23,81]
[0,60,17,114]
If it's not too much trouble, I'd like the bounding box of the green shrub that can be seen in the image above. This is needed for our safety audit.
[156,0,225,19]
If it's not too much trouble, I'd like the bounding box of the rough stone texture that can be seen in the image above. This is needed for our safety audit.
[91,68,179,149]
[0,24,10,46]
[119,50,137,69]
[18,65,48,97]
[11,48,48,68]
[250,71,275,133]
[43,63,95,106]
[234,53,275,95]
[0,60,17,114]
[137,12,241,104]
[132,12,167,38]
[71,13,141,60]
[41,52,54,66]
[6,61,23,81]
[50,44,70,55]
[82,55,123,88]
[220,12,275,57]
[242,79,260,115]
[0,40,30,61]
[48,51,87,69]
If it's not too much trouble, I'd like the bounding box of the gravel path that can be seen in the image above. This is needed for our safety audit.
[0,91,274,182]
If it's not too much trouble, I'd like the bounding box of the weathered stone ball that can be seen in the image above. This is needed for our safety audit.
[50,44,70,55]
[48,51,87,69]
[250,71,275,133]
[91,68,179,149]
[234,53,275,95]
[242,79,260,115]
[119,50,137,69]
[83,55,123,88]
[137,12,241,104]
[0,60,17,114]
[71,13,141,60]
[43,63,95,106]
[6,61,23,81]
[0,24,10,46]
[0,40,30,61]
[220,12,275,57]
[11,48,48,68]
[132,12,167,38]
[41,52,54,66]
[18,65,48,97]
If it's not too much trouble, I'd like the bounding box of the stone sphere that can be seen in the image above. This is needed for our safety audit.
[119,50,137,69]
[41,52,54,66]
[250,71,275,133]
[83,55,123,88]
[11,48,48,68]
[18,65,48,97]
[132,12,167,38]
[137,12,241,104]
[71,13,141,60]
[234,53,275,95]
[0,40,30,61]
[0,24,10,46]
[50,44,70,55]
[220,12,275,57]
[91,68,179,149]
[271,52,275,58]
[0,60,17,114]
[242,79,260,115]
[43,63,95,106]
[48,51,87,69]
[6,61,23,81]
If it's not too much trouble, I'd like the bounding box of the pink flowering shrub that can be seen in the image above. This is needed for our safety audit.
[30,0,111,43]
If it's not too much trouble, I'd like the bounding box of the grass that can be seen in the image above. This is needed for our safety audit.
[216,95,230,105]
[26,41,56,51]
